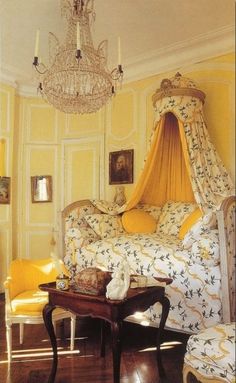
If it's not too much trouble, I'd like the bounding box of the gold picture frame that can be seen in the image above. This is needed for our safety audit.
[0,176,10,204]
[31,175,52,203]
[109,149,134,185]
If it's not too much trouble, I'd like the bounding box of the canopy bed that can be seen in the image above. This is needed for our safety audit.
[61,74,235,335]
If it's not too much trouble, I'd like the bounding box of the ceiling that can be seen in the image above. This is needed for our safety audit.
[0,0,235,93]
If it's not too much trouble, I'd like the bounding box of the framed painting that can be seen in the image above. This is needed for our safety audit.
[109,149,134,185]
[31,175,52,203]
[0,176,10,204]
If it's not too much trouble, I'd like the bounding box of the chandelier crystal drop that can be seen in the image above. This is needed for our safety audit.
[33,0,123,114]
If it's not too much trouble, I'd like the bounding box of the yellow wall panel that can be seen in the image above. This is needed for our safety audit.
[30,148,55,174]
[0,90,8,131]
[0,230,8,289]
[72,150,94,200]
[146,91,155,142]
[111,91,134,138]
[28,102,56,142]
[66,112,101,135]
[64,139,102,204]
[0,205,8,221]
[30,203,54,224]
[29,232,52,260]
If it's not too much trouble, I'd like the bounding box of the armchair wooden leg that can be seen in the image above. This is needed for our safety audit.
[6,322,12,363]
[19,323,24,344]
[70,315,76,351]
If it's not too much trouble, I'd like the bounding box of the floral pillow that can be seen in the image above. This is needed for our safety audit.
[84,214,125,239]
[156,201,197,236]
[65,205,100,231]
[182,211,217,249]
[136,202,162,221]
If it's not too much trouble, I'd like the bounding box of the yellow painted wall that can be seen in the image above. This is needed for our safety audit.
[0,52,235,291]
[0,83,15,290]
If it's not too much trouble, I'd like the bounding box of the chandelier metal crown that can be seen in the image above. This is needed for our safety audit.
[33,0,123,114]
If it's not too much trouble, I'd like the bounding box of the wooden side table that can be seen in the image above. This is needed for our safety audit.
[39,280,171,383]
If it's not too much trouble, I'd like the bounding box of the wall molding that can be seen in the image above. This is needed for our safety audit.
[0,88,11,134]
[124,25,235,83]
[0,26,234,96]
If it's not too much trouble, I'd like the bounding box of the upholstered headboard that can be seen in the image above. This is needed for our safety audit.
[216,196,236,322]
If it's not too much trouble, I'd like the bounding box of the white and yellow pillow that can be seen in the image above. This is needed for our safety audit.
[135,202,162,221]
[157,201,197,237]
[178,207,202,240]
[182,211,217,249]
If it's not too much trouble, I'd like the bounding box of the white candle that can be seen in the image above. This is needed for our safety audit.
[76,22,81,50]
[118,36,121,65]
[34,29,40,57]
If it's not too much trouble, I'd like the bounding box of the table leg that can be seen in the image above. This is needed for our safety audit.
[100,319,106,357]
[110,321,122,383]
[43,304,57,383]
[156,295,170,378]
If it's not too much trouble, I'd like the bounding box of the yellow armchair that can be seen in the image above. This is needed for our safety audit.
[4,258,76,363]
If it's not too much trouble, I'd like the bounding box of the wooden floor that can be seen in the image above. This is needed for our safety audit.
[0,296,189,383]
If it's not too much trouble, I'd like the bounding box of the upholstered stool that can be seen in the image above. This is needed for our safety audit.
[183,323,235,383]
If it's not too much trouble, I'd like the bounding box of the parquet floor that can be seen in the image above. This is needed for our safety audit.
[0,296,189,383]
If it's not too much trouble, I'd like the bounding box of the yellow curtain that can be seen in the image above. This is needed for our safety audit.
[126,112,195,209]
[0,139,6,176]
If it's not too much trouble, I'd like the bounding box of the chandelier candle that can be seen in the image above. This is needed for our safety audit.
[34,29,40,57]
[33,29,40,66]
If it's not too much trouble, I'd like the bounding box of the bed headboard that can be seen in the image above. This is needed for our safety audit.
[61,196,236,322]
[61,199,100,266]
[217,195,236,323]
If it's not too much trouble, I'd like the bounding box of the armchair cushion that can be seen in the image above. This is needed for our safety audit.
[11,290,48,315]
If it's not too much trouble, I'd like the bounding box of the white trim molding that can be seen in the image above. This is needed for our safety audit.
[124,25,235,83]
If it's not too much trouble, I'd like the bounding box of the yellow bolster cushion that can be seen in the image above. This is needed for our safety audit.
[122,209,157,233]
[11,290,48,315]
[178,207,203,239]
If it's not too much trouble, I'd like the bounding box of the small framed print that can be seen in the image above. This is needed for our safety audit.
[109,149,134,185]
[0,177,10,204]
[31,175,52,203]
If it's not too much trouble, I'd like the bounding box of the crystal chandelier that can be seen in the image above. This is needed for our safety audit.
[32,0,123,114]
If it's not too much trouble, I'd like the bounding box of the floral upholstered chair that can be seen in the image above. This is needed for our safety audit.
[183,323,235,383]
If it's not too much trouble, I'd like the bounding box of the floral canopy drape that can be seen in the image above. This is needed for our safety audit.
[92,73,234,215]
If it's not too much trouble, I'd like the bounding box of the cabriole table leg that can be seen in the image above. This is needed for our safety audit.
[43,304,57,383]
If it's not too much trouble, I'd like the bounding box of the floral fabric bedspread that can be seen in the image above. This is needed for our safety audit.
[69,232,222,334]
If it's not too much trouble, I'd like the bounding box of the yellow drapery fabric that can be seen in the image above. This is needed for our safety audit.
[0,139,6,176]
[126,112,195,209]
